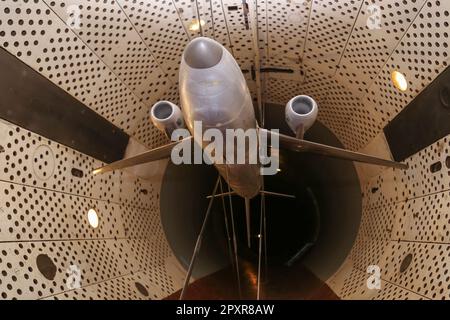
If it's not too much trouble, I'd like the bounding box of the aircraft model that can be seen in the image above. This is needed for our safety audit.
[92,37,408,296]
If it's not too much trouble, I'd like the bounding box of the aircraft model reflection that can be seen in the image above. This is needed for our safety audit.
[93,37,408,298]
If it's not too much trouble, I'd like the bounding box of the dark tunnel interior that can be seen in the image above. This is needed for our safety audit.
[159,104,362,285]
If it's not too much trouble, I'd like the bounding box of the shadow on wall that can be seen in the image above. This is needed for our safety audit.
[264,103,362,281]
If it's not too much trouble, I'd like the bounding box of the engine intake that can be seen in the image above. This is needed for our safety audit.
[150,101,184,138]
[285,95,318,137]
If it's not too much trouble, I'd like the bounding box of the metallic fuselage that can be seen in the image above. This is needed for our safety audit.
[179,37,261,198]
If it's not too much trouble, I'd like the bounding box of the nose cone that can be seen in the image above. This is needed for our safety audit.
[183,37,223,69]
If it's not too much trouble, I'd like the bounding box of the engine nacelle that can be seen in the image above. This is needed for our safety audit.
[150,101,184,138]
[285,95,318,137]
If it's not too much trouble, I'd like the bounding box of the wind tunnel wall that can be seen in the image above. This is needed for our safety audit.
[0,120,188,299]
[0,0,190,299]
[0,0,450,300]
[262,1,450,300]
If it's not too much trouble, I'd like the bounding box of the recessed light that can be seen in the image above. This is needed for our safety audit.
[391,70,408,92]
[88,208,99,228]
[188,18,205,32]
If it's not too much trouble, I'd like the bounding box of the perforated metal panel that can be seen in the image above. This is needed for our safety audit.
[258,0,450,300]
[335,0,427,97]
[257,0,310,81]
[365,0,450,131]
[46,0,171,102]
[0,119,184,299]
[304,0,363,76]
[0,0,145,136]
[118,0,190,83]
[328,134,450,300]
[264,0,450,152]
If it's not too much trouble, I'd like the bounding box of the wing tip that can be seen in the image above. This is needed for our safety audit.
[92,168,103,175]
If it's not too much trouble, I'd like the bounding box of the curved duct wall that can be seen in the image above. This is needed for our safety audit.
[0,0,449,300]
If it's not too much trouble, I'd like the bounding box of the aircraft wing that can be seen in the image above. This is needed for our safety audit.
[92,137,192,175]
[262,129,408,170]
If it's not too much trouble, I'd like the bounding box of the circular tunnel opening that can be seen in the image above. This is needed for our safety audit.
[160,104,362,295]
